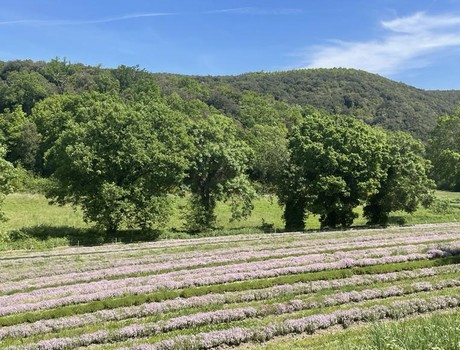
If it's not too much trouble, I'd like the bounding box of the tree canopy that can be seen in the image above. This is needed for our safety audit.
[427,110,460,190]
[185,114,255,232]
[45,96,191,233]
[279,112,388,230]
[364,131,435,225]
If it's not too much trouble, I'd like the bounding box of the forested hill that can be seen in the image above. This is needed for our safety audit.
[0,59,454,232]
[153,68,460,139]
[1,59,460,139]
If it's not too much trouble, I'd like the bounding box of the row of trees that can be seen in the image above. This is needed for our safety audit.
[279,113,434,231]
[0,89,436,234]
[29,92,257,233]
[0,60,450,234]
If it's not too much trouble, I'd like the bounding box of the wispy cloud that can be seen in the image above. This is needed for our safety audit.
[0,7,301,27]
[302,12,460,75]
[206,7,302,15]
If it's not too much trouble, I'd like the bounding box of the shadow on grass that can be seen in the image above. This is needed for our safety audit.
[387,216,408,225]
[4,219,456,251]
[9,225,162,247]
[432,253,460,266]
[6,225,273,250]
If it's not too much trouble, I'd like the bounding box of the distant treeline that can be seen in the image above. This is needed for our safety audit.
[1,59,460,138]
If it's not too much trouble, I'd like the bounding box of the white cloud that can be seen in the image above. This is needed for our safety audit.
[304,12,460,75]
[382,12,460,33]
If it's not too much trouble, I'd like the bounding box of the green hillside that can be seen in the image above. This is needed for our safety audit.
[153,68,460,139]
[1,59,459,139]
[0,58,447,237]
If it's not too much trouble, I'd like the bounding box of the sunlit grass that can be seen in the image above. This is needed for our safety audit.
[0,192,89,233]
[1,190,460,250]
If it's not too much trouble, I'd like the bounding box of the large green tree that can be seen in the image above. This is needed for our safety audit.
[426,110,460,190]
[46,97,191,233]
[32,92,126,174]
[3,70,54,113]
[364,131,435,225]
[280,112,387,230]
[185,114,255,232]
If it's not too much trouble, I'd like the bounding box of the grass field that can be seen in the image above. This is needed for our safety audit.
[239,310,460,349]
[0,223,459,349]
[1,191,460,251]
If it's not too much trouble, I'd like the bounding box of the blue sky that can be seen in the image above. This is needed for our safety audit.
[1,0,460,89]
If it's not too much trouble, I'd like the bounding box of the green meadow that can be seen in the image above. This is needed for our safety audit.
[1,190,460,251]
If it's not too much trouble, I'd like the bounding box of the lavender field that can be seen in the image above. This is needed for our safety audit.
[1,224,460,350]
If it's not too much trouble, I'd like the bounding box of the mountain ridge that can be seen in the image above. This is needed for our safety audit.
[152,68,460,138]
[1,60,459,139]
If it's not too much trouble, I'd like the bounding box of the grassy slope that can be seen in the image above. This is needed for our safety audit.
[1,190,460,250]
[0,193,89,231]
[2,191,460,232]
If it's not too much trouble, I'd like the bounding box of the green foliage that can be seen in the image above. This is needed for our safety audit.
[0,59,457,236]
[42,57,73,93]
[112,64,161,102]
[280,112,387,230]
[237,92,302,189]
[185,114,256,232]
[0,60,458,141]
[10,122,41,170]
[0,106,27,146]
[31,93,93,174]
[0,231,70,251]
[427,110,460,190]
[2,70,54,113]
[238,91,300,128]
[0,146,16,222]
[158,68,459,139]
[9,166,50,193]
[364,132,435,226]
[282,197,309,232]
[45,96,191,233]
[0,107,42,169]
[429,198,454,214]
[245,125,289,189]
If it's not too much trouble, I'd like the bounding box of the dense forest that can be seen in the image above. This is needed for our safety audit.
[1,59,460,138]
[154,69,460,139]
[0,58,459,234]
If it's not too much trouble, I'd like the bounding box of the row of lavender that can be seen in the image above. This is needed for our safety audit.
[2,241,458,315]
[4,275,460,346]
[5,223,453,261]
[2,223,460,350]
[2,224,458,283]
[123,295,460,350]
[3,227,459,288]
